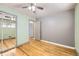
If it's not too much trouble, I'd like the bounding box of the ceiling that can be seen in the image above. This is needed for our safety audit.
[0,3,76,19]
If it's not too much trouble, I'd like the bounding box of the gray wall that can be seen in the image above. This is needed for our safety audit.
[40,10,75,47]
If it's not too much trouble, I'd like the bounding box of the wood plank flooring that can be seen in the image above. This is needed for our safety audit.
[0,39,16,52]
[0,38,77,56]
[16,39,77,56]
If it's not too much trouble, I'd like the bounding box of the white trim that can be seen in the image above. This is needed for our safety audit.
[41,40,75,49]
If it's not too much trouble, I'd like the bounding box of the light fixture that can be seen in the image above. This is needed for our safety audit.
[31,6,36,12]
[28,3,36,12]
[22,3,43,13]
[29,21,34,24]
[28,6,32,10]
[28,5,36,12]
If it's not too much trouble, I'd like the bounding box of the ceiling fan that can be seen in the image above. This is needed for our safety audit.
[22,3,44,13]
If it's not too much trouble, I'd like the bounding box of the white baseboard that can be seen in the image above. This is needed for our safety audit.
[41,40,75,50]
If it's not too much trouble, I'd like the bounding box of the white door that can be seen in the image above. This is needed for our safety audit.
[34,21,41,40]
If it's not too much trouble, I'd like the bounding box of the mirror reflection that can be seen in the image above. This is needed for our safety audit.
[0,11,16,53]
[0,18,2,53]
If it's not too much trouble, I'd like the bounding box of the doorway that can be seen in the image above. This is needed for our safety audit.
[29,19,41,40]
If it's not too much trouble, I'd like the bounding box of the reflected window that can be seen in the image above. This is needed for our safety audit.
[7,25,11,28]
[2,24,7,28]
[2,23,7,28]
[2,23,15,28]
[11,17,16,21]
[10,24,15,28]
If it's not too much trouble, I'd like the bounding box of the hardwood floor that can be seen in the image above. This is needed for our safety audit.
[2,49,16,56]
[0,38,77,56]
[0,39,16,52]
[16,39,77,56]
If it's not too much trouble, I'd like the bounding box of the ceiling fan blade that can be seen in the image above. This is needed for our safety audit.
[30,3,34,6]
[36,6,44,10]
[22,6,28,8]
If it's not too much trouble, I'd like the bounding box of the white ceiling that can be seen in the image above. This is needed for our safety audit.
[0,3,76,19]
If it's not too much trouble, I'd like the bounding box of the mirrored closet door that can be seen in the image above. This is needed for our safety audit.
[0,17,2,54]
[0,11,16,54]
